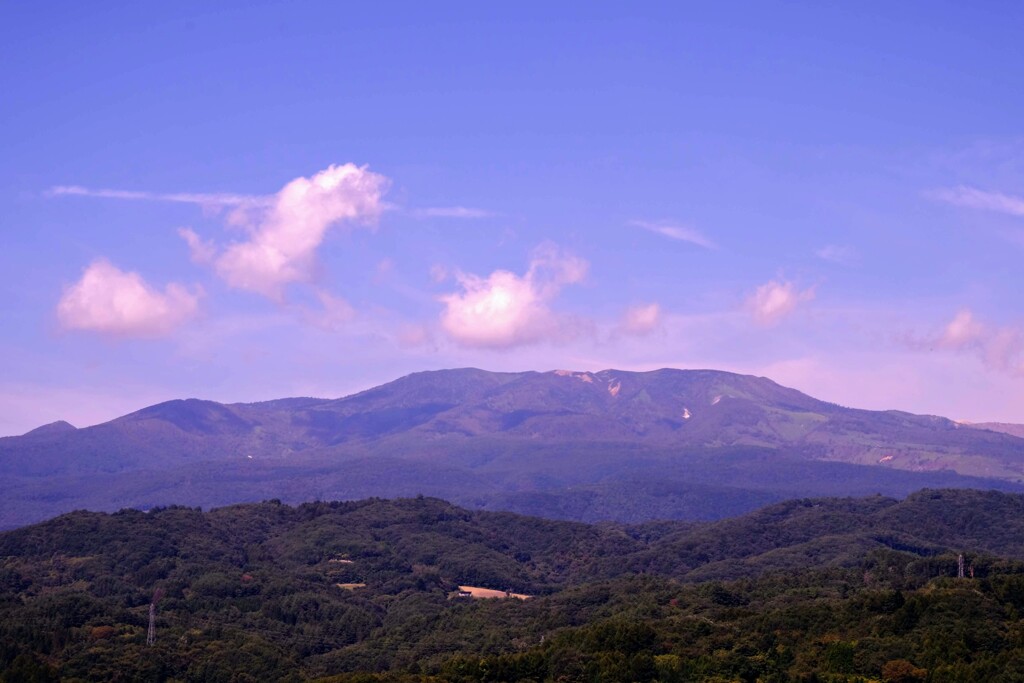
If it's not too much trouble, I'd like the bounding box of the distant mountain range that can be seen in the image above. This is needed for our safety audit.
[966,422,1024,439]
[2,368,1023,529]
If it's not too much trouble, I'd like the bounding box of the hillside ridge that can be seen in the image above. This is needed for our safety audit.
[4,490,1024,680]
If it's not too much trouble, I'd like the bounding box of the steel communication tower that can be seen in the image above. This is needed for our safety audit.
[147,588,164,646]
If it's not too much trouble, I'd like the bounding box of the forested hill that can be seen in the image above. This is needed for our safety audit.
[4,490,1024,681]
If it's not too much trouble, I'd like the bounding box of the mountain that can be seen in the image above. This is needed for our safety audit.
[968,421,1024,439]
[3,490,1024,680]
[21,420,77,437]
[2,368,1023,529]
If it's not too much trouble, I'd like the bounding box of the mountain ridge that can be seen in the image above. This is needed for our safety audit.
[2,367,1022,529]
[967,421,1024,439]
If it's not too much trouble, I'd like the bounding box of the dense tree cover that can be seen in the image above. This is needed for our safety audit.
[3,490,1024,681]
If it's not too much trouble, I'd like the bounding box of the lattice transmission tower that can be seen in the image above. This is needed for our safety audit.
[147,588,164,646]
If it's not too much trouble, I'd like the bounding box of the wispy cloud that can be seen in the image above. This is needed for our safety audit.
[629,220,716,249]
[48,185,266,209]
[912,308,1024,376]
[929,185,1024,217]
[618,303,662,336]
[50,185,491,222]
[816,244,857,265]
[297,289,356,332]
[412,206,494,219]
[178,227,217,265]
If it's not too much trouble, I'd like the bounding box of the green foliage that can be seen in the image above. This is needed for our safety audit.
[4,491,1024,680]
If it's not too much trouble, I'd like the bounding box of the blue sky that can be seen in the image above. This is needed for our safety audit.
[2,2,1024,435]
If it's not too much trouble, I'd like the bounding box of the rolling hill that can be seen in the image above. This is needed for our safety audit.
[3,490,1024,681]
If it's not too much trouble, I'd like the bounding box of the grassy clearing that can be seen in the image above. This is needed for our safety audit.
[456,585,531,600]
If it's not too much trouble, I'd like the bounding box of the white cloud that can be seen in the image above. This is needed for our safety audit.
[57,259,200,337]
[746,279,816,326]
[413,206,494,219]
[53,164,390,304]
[205,163,389,299]
[619,303,662,336]
[630,220,716,249]
[930,185,1024,217]
[439,244,588,348]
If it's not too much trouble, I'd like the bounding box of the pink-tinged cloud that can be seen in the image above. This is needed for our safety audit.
[439,244,588,348]
[430,264,449,283]
[396,323,432,348]
[57,259,200,337]
[983,328,1024,373]
[630,220,716,249]
[938,309,986,349]
[620,303,662,336]
[178,227,217,265]
[746,279,816,326]
[930,186,1024,217]
[210,164,389,299]
[927,308,1024,375]
[299,289,356,332]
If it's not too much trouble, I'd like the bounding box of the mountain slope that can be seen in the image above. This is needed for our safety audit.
[969,422,1024,439]
[2,368,1023,529]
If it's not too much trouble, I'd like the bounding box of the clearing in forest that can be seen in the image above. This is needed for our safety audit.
[456,585,531,600]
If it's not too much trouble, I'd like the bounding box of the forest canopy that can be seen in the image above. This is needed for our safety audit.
[3,490,1024,682]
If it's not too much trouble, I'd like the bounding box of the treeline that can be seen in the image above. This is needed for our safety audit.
[3,491,1024,681]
